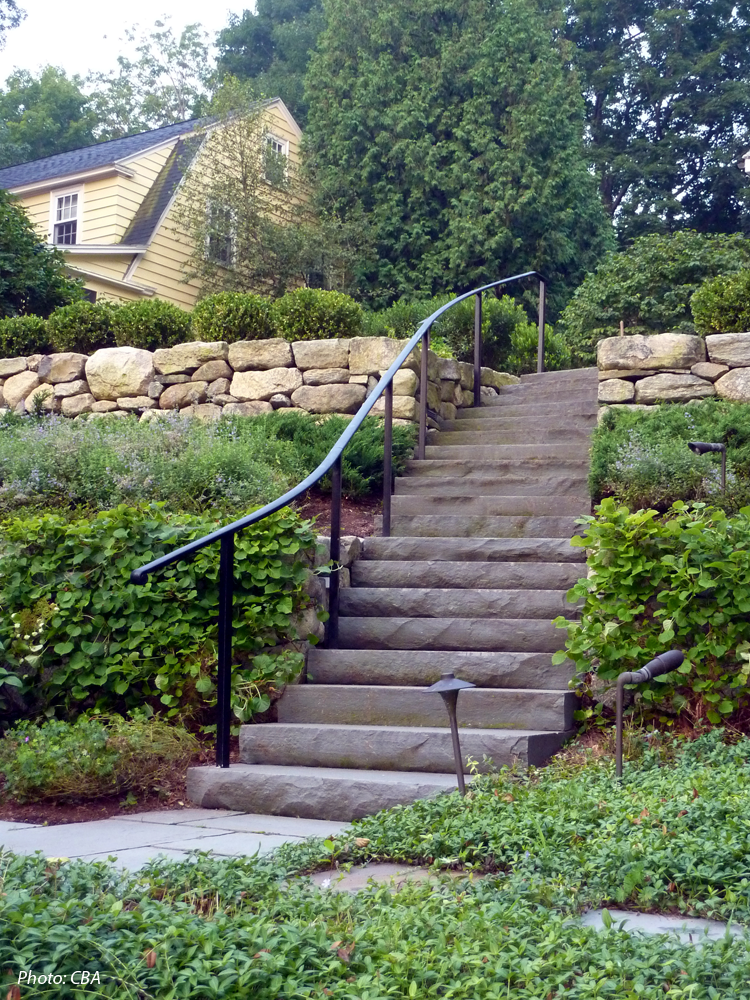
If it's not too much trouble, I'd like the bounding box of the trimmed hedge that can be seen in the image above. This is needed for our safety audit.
[272,288,363,341]
[112,299,191,350]
[48,301,117,354]
[192,291,276,343]
[0,315,51,357]
[691,269,750,334]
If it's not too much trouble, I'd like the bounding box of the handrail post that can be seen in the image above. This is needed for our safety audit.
[216,533,234,768]
[418,327,429,459]
[328,454,342,647]
[473,292,482,406]
[537,279,546,374]
[382,381,393,537]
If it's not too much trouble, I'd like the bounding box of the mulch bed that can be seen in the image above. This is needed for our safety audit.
[294,487,381,537]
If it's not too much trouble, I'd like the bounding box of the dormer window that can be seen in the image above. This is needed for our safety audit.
[50,189,81,245]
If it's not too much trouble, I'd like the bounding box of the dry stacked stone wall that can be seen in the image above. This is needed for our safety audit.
[597,331,750,414]
[0,337,518,423]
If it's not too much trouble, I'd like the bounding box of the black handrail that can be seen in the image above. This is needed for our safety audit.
[130,270,547,766]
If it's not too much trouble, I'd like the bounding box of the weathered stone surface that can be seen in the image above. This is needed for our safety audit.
[453,384,465,407]
[140,408,173,423]
[180,402,222,421]
[25,383,59,412]
[160,381,208,409]
[222,400,273,417]
[91,399,118,412]
[437,358,461,381]
[412,345,440,382]
[291,383,366,414]
[212,393,239,405]
[597,333,706,371]
[481,367,520,389]
[440,380,455,402]
[598,378,635,403]
[440,401,457,421]
[227,339,293,372]
[458,361,474,391]
[634,373,715,403]
[349,374,368,385]
[53,379,88,398]
[38,352,87,384]
[117,396,156,411]
[0,388,5,408]
[421,381,441,411]
[315,534,362,568]
[349,337,421,376]
[192,359,232,382]
[371,395,418,421]
[89,409,128,420]
[0,357,27,378]
[160,374,191,385]
[26,354,42,372]
[463,389,474,407]
[705,332,750,367]
[3,370,40,409]
[205,379,230,401]
[270,393,292,408]
[715,367,750,402]
[596,368,694,380]
[303,367,350,386]
[691,362,729,382]
[154,341,228,375]
[393,369,418,396]
[147,381,164,399]
[480,386,498,402]
[86,347,154,400]
[62,393,95,417]
[292,339,350,371]
[231,367,302,401]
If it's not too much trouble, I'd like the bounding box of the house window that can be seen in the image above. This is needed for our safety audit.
[206,202,234,267]
[264,134,289,186]
[52,191,80,245]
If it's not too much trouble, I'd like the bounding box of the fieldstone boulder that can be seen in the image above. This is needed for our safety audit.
[349,337,421,376]
[228,339,293,372]
[160,381,208,409]
[3,370,40,409]
[303,367,350,386]
[421,381,442,411]
[393,369,418,396]
[598,333,706,372]
[91,399,118,412]
[705,332,750,367]
[715,368,750,402]
[441,380,455,401]
[371,395,418,421]
[222,400,273,417]
[458,362,474,390]
[62,393,95,417]
[154,341,228,375]
[38,353,87,384]
[118,396,156,411]
[207,378,231,400]
[147,381,164,399]
[140,409,173,423]
[89,410,128,420]
[691,362,729,382]
[193,359,232,382]
[25,383,59,413]
[180,402,222,422]
[86,347,154,400]
[54,379,88,398]
[437,358,461,381]
[161,374,191,385]
[270,394,292,408]
[0,358,27,378]
[598,379,635,403]
[231,367,303,401]
[26,354,43,372]
[481,368,520,389]
[634,373,715,404]
[292,339,350,371]
[440,401,457,421]
[212,393,239,405]
[291,383,367,414]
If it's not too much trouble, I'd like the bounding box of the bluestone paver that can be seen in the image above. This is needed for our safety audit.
[185,813,349,837]
[0,819,227,858]
[163,832,296,857]
[579,908,748,944]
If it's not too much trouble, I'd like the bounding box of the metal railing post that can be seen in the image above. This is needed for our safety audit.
[473,292,482,406]
[537,279,546,374]
[216,533,234,768]
[328,454,342,647]
[382,381,393,537]
[418,328,429,459]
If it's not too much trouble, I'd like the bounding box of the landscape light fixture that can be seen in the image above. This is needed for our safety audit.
[687,441,726,493]
[427,671,475,795]
[615,650,684,779]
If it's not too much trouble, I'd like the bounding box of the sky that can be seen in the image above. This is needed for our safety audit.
[0,0,247,82]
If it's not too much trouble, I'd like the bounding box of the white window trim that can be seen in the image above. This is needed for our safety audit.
[264,132,289,184]
[204,199,236,268]
[48,185,84,246]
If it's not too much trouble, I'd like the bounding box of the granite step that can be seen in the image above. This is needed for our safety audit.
[350,559,586,590]
[454,401,597,418]
[440,415,596,432]
[360,537,584,562]
[404,459,590,479]
[424,444,586,461]
[389,495,586,516]
[381,514,581,538]
[519,367,598,382]
[393,475,589,498]
[337,616,564,652]
[429,428,593,446]
[339,587,579,620]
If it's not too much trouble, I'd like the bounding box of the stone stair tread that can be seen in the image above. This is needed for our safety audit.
[425,444,586,460]
[405,459,590,477]
[390,495,586,516]
[381,514,581,537]
[351,560,585,589]
[429,430,593,446]
[338,616,565,651]
[394,477,589,497]
[455,401,597,418]
[339,586,579,619]
[361,537,584,562]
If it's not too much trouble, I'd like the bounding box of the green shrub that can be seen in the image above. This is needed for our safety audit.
[0,715,197,802]
[0,315,52,357]
[554,499,750,724]
[192,291,276,343]
[272,288,363,341]
[112,299,191,350]
[0,504,318,723]
[47,301,118,354]
[691,270,750,334]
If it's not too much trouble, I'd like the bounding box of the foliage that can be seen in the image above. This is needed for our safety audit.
[47,300,118,354]
[304,0,612,313]
[691,270,750,335]
[0,315,51,357]
[271,288,362,341]
[590,400,750,511]
[0,0,23,51]
[263,411,416,496]
[558,231,750,365]
[111,299,191,351]
[0,504,318,723]
[554,499,750,724]
[191,291,276,343]
[0,191,81,318]
[0,715,197,802]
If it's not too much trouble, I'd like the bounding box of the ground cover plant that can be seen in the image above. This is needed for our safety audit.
[2,731,750,997]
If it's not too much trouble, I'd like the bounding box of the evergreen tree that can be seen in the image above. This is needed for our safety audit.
[304,0,612,313]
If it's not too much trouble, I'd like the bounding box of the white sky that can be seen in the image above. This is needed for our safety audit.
[0,0,248,83]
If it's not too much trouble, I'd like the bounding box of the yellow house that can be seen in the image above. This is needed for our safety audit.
[0,99,302,308]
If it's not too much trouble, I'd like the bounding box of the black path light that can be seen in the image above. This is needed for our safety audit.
[688,441,726,493]
[428,672,476,795]
[615,650,684,779]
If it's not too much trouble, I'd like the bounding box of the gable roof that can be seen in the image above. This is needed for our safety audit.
[0,118,206,191]
[120,136,203,247]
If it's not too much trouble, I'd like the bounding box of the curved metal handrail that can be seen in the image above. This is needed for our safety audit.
[130,269,547,766]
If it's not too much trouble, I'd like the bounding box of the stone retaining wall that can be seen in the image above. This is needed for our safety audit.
[0,337,518,423]
[597,331,750,409]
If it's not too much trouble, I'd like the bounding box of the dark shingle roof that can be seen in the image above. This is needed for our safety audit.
[120,137,203,246]
[0,119,206,190]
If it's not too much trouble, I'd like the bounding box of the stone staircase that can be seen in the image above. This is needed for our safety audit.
[188,367,599,821]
